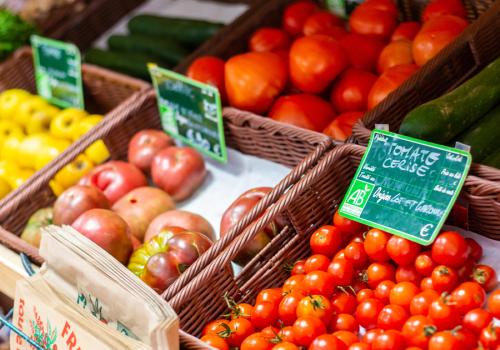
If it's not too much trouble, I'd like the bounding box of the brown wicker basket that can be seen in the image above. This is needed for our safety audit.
[167,143,500,349]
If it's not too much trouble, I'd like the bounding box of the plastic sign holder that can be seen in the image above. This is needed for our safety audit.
[339,130,472,245]
[148,64,227,163]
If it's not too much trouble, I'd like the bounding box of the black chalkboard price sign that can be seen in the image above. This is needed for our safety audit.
[149,64,227,163]
[339,130,472,245]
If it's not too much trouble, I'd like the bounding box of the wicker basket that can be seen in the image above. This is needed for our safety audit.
[167,143,500,349]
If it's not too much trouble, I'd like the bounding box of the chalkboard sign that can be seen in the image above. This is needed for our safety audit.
[339,130,471,245]
[149,64,227,163]
[31,35,84,109]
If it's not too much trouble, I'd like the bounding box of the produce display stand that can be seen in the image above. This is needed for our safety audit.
[169,143,500,349]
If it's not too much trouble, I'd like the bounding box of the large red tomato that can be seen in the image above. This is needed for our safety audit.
[330,69,378,112]
[249,28,291,53]
[323,111,364,141]
[269,93,336,131]
[349,3,398,40]
[225,51,288,114]
[340,34,386,72]
[367,64,419,109]
[377,40,414,74]
[412,15,468,66]
[187,56,226,102]
[302,11,345,37]
[422,0,468,21]
[391,21,421,41]
[282,0,319,37]
[289,34,348,93]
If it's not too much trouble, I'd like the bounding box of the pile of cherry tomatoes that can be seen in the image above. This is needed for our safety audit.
[200,211,500,350]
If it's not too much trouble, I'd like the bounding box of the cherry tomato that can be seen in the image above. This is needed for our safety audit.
[330,69,378,112]
[363,0,399,16]
[479,323,500,350]
[271,342,299,350]
[352,276,370,293]
[374,280,396,304]
[377,40,414,74]
[305,254,331,273]
[282,275,305,295]
[340,34,386,72]
[488,290,500,318]
[303,11,344,36]
[292,316,326,347]
[391,21,421,41]
[279,291,303,326]
[303,271,336,297]
[364,229,391,262]
[386,235,421,266]
[345,241,369,268]
[261,326,279,339]
[225,51,287,114]
[269,93,336,132]
[377,304,409,330]
[363,328,383,345]
[356,298,384,329]
[367,262,396,288]
[431,265,459,293]
[402,315,436,349]
[396,265,422,284]
[372,329,406,350]
[335,249,347,260]
[357,288,375,303]
[457,257,476,282]
[330,313,359,333]
[367,64,418,109]
[291,260,306,275]
[428,296,461,330]
[412,15,468,66]
[472,264,497,292]
[422,0,467,21]
[187,56,226,104]
[310,225,343,258]
[333,211,364,235]
[249,28,291,53]
[323,111,364,141]
[428,330,460,350]
[231,303,254,320]
[389,281,420,310]
[451,281,486,315]
[328,258,355,286]
[240,332,273,350]
[278,326,295,343]
[252,301,279,329]
[414,251,436,277]
[431,231,469,268]
[201,334,229,350]
[349,3,398,40]
[349,342,371,350]
[290,34,348,93]
[203,319,230,336]
[334,330,359,347]
[410,289,439,316]
[332,291,358,314]
[454,327,477,350]
[297,295,333,324]
[282,0,319,37]
[257,288,283,306]
[463,308,493,335]
[420,277,434,291]
[225,317,255,347]
[466,237,482,261]
[310,334,349,350]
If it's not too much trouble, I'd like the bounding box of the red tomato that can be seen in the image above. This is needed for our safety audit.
[454,327,478,350]
[349,342,371,350]
[431,265,458,293]
[249,28,291,52]
[451,281,486,315]
[372,329,406,350]
[297,295,333,324]
[377,304,409,330]
[420,276,434,291]
[466,237,482,261]
[472,264,497,292]
[374,280,396,304]
[428,296,461,330]
[431,231,469,268]
[201,334,229,350]
[349,4,398,40]
[333,211,364,235]
[305,254,331,273]
[310,225,343,257]
[363,328,384,345]
[225,51,287,114]
[303,271,336,297]
[479,323,500,350]
[345,241,369,268]
[357,288,375,303]
[330,69,378,112]
[330,313,359,333]
[303,11,344,36]
[377,40,414,74]
[334,331,359,347]
[290,34,348,93]
[364,229,391,262]
[367,262,396,289]
[363,0,399,17]
[412,15,468,66]
[414,251,436,277]
[291,260,306,276]
[282,0,319,37]
[278,326,295,343]
[328,258,355,286]
[367,63,418,109]
[251,302,279,329]
[269,93,336,131]
[278,291,303,326]
[395,265,422,284]
[463,308,493,335]
[386,235,421,266]
[402,315,436,349]
[230,303,254,320]
[332,291,358,314]
[389,281,420,310]
[271,342,299,350]
[240,332,273,350]
[310,334,349,350]
[340,34,386,72]
[187,56,226,102]
[203,319,230,336]
[282,275,305,295]
[226,318,255,347]
[356,298,384,329]
[335,249,346,260]
[391,21,421,41]
[488,290,500,318]
[323,111,364,141]
[292,316,326,347]
[409,289,439,315]
[456,257,475,281]
[257,288,283,306]
[422,0,468,21]
[428,330,460,350]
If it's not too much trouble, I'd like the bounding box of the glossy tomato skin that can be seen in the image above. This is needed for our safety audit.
[374,280,395,304]
[240,332,273,350]
[451,281,486,315]
[330,69,378,112]
[201,334,229,350]
[349,342,371,350]
[334,331,359,347]
[283,274,305,295]
[367,64,418,109]
[256,288,283,306]
[282,0,319,37]
[367,262,396,288]
[305,254,331,272]
[310,225,343,258]
[431,231,469,268]
[332,291,358,314]
[302,11,344,36]
[227,318,255,347]
[377,304,409,330]
[333,211,364,236]
[466,237,483,261]
[291,260,306,275]
[278,291,303,325]
[345,241,369,268]
[488,290,500,318]
[328,258,355,286]
[431,265,458,293]
[250,27,291,53]
[340,33,386,72]
[297,295,333,324]
[364,229,391,262]
[428,297,461,330]
[409,289,439,315]
[463,308,493,335]
[289,34,348,93]
[269,93,335,131]
[479,323,500,350]
[389,281,420,310]
[271,342,299,350]
[372,329,407,350]
[428,330,460,350]
[412,15,468,66]
[187,56,226,103]
[310,334,348,350]
[386,235,421,266]
[278,326,296,343]
[323,111,364,141]
[472,264,497,292]
[422,0,467,21]
[356,298,384,329]
[349,4,398,40]
[395,265,422,284]
[251,301,279,329]
[357,288,375,303]
[225,51,287,114]
[391,21,421,41]
[203,319,230,336]
[303,270,336,297]
[402,315,436,349]
[330,313,359,333]
[377,40,414,74]
[414,251,436,276]
[292,316,326,347]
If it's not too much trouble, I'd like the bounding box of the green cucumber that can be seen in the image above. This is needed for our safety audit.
[457,105,500,162]
[107,34,189,65]
[483,149,500,169]
[399,57,500,144]
[128,15,224,47]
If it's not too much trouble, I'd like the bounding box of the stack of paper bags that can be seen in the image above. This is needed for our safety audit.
[11,225,179,350]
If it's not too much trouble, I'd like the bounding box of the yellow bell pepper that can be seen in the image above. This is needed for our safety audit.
[34,138,71,170]
[50,108,87,140]
[25,105,60,135]
[0,161,19,183]
[17,133,54,169]
[0,134,23,164]
[0,120,24,153]
[72,115,110,164]
[0,89,31,120]
[16,95,52,126]
[54,154,94,189]
[0,177,10,199]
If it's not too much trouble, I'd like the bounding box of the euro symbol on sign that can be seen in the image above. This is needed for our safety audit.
[348,184,371,206]
[420,224,433,237]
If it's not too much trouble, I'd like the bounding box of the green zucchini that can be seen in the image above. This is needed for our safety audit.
[399,57,500,144]
[85,49,168,80]
[482,149,500,169]
[107,34,189,65]
[457,105,500,162]
[128,15,224,48]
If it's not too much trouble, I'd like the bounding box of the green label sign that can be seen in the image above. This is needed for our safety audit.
[148,64,227,163]
[31,35,84,109]
[339,130,471,245]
